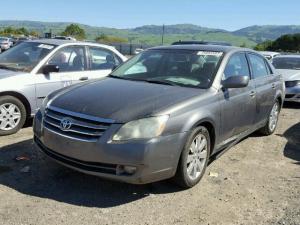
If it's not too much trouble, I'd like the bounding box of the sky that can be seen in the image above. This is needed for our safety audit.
[0,0,299,31]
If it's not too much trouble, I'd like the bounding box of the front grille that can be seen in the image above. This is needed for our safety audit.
[43,106,113,141]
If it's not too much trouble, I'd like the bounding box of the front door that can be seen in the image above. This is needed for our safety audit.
[35,45,87,109]
[219,52,257,144]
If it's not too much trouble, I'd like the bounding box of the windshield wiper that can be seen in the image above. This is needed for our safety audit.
[108,75,145,82]
[145,78,179,86]
[0,64,19,72]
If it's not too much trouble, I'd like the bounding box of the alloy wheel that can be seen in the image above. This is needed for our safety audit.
[186,133,208,180]
[0,103,21,131]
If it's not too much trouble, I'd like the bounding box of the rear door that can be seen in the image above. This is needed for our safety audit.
[82,46,123,80]
[220,52,257,142]
[247,53,276,125]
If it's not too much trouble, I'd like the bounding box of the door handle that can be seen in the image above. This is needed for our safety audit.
[249,91,256,98]
[271,83,276,89]
[79,77,89,81]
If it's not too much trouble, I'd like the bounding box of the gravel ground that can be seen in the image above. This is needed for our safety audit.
[0,103,299,225]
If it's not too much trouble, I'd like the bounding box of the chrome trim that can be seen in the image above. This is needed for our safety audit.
[44,118,104,137]
[48,105,115,124]
[46,110,109,130]
[43,126,99,143]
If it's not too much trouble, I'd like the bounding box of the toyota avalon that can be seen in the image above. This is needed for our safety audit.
[34,45,284,188]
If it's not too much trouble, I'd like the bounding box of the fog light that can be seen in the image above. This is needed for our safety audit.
[116,165,137,175]
[124,166,137,174]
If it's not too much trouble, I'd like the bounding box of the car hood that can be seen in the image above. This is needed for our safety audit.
[50,78,204,123]
[277,69,300,81]
[0,69,23,79]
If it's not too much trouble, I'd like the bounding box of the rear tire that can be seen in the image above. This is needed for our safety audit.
[174,126,211,188]
[259,100,280,136]
[0,96,26,136]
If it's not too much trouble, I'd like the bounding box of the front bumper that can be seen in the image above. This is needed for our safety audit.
[33,110,188,184]
[285,85,300,102]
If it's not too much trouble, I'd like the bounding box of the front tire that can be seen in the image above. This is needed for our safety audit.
[259,100,280,136]
[0,96,26,136]
[174,126,211,188]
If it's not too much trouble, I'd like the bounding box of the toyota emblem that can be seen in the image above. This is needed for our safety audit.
[60,118,72,131]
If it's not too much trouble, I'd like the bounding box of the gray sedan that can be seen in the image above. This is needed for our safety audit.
[0,39,127,135]
[34,45,285,188]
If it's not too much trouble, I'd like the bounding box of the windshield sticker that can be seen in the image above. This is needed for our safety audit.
[38,44,54,50]
[197,51,223,57]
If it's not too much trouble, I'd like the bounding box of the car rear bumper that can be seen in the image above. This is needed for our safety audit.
[33,110,188,184]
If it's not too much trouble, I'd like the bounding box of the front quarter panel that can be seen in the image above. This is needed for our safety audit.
[0,73,36,115]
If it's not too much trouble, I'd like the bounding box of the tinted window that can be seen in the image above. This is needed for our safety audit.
[272,57,300,70]
[89,47,120,70]
[48,46,86,72]
[224,53,250,79]
[248,54,269,78]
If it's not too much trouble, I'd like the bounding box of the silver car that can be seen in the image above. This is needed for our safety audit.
[34,45,285,188]
[0,39,127,135]
[272,55,300,102]
[0,37,13,52]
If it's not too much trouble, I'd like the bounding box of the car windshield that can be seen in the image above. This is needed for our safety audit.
[0,42,57,72]
[110,50,223,88]
[272,57,300,70]
[0,38,8,42]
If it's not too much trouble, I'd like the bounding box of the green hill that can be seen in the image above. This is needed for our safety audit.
[233,25,300,42]
[1,20,299,48]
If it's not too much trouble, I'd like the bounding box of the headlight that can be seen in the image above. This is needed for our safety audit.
[112,115,169,141]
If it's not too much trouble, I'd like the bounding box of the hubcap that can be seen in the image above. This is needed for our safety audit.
[186,134,208,180]
[0,103,21,131]
[269,102,279,132]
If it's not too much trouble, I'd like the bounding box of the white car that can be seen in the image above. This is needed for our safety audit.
[0,37,13,51]
[0,39,127,135]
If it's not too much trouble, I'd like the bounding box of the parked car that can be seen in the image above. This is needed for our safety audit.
[172,40,232,46]
[0,37,13,51]
[272,55,300,102]
[33,45,284,188]
[134,48,144,55]
[53,36,77,41]
[259,51,280,61]
[12,37,31,45]
[0,39,127,135]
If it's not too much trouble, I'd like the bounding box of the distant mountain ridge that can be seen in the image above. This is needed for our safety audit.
[0,20,300,47]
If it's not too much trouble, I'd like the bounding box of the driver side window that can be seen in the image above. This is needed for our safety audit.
[47,46,86,73]
[224,53,250,80]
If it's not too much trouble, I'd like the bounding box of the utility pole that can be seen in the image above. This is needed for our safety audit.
[161,24,165,45]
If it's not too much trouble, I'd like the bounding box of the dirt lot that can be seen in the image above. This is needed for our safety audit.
[0,103,299,225]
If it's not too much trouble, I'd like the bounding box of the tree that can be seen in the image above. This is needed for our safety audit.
[62,24,86,40]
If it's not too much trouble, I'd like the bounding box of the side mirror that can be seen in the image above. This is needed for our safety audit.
[222,75,249,89]
[42,64,59,75]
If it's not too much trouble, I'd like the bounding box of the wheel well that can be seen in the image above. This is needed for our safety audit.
[0,92,31,118]
[277,96,282,108]
[195,121,216,155]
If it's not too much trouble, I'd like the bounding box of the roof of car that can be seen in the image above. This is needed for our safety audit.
[149,44,246,53]
[274,54,300,58]
[27,38,115,49]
